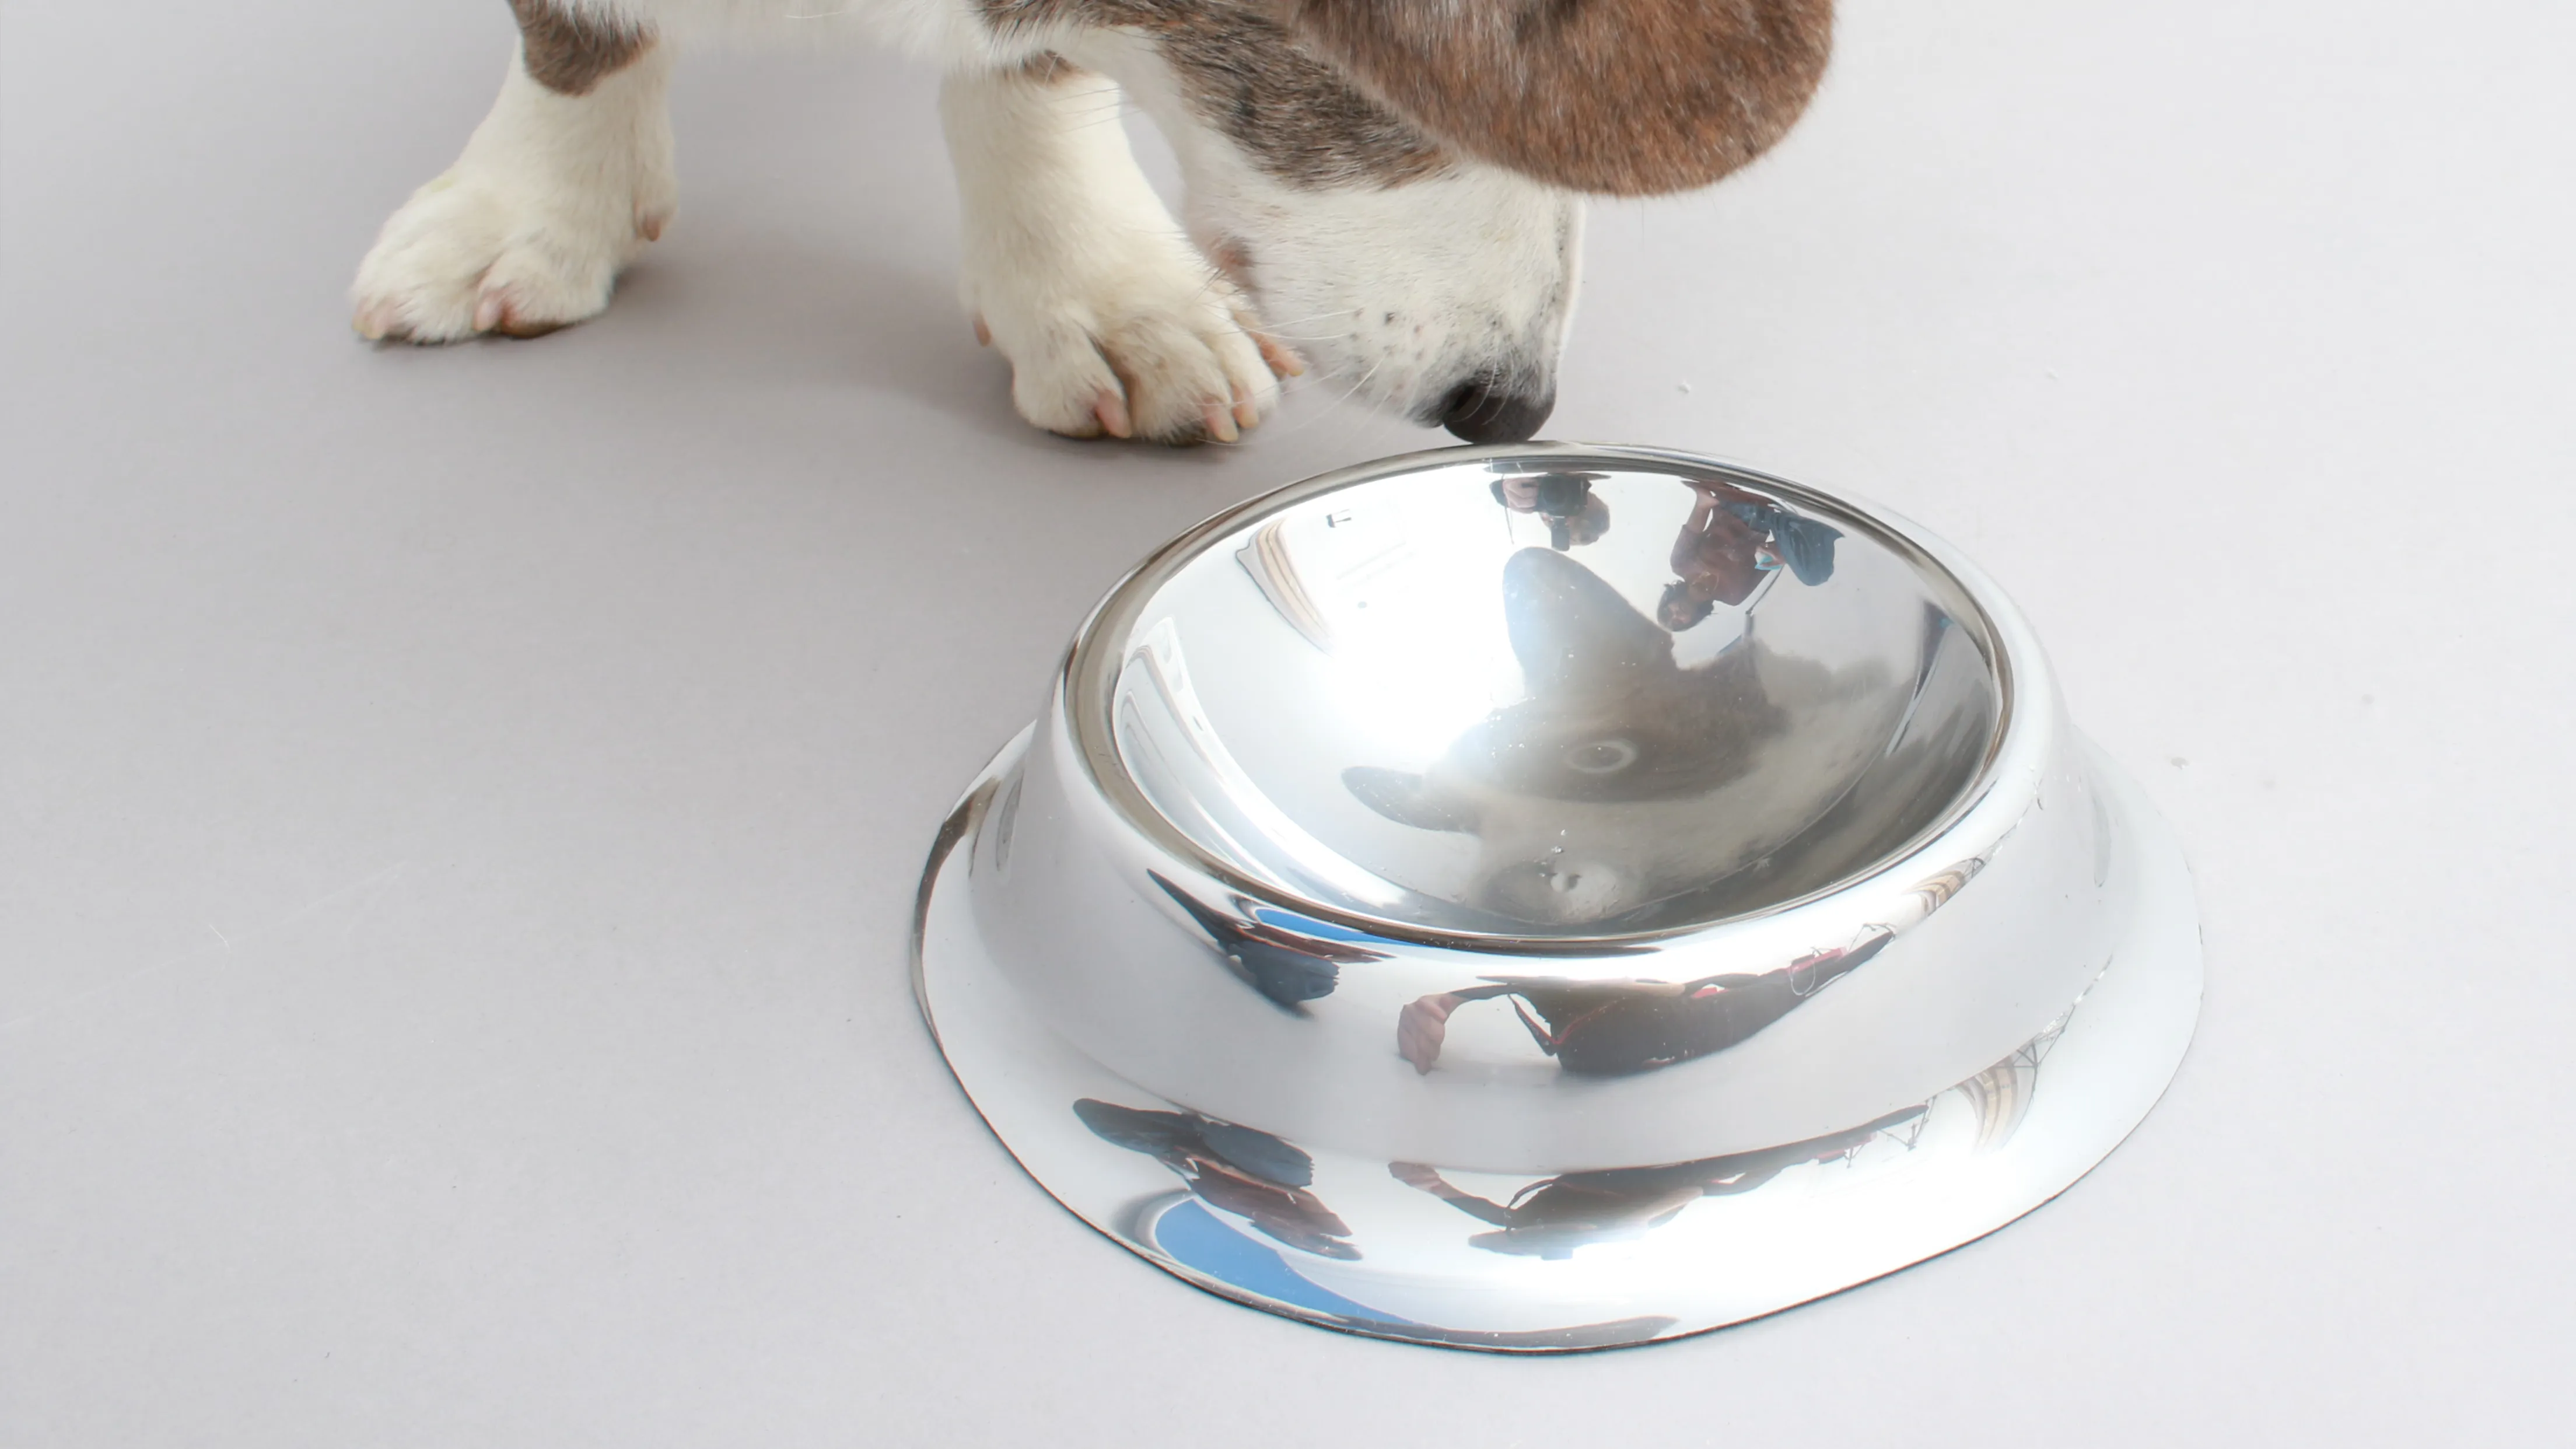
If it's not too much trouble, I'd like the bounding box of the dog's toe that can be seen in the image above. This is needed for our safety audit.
[1100,307,1279,446]
[351,172,659,346]
[970,250,1284,447]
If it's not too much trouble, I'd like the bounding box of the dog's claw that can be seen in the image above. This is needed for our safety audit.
[973,254,1280,444]
[973,315,991,348]
[468,288,569,339]
[494,310,568,339]
[1255,332,1306,379]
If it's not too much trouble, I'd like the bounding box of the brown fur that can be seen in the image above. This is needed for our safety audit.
[1276,0,1835,195]
[509,0,655,96]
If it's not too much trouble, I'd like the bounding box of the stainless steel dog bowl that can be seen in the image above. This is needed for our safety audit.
[914,444,2201,1351]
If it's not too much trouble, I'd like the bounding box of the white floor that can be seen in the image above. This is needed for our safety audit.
[4,2,2568,1443]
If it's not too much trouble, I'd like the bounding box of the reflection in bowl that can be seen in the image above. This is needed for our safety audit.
[915,445,2202,1351]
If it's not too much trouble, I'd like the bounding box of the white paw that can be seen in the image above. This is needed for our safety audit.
[351,57,674,344]
[351,173,664,342]
[967,246,1301,445]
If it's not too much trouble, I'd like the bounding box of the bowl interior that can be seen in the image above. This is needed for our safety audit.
[1074,453,2008,939]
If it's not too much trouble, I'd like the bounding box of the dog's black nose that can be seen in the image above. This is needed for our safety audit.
[1438,376,1555,443]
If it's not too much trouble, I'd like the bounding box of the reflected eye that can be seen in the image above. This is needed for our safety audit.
[1564,738,1639,774]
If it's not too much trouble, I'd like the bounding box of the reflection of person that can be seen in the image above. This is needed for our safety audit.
[1390,1106,1925,1259]
[1074,1099,1360,1260]
[1397,926,1895,1077]
[1658,481,1842,630]
[1490,470,1611,550]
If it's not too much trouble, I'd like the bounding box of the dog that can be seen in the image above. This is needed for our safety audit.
[1342,545,1898,932]
[352,2,1833,444]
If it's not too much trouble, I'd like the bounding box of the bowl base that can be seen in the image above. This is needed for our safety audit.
[913,729,2203,1352]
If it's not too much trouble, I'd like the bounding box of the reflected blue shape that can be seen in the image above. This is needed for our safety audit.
[1247,905,1384,945]
[1151,1201,1415,1326]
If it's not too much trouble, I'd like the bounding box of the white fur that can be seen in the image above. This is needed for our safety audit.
[942,63,1280,442]
[354,44,675,341]
[1203,164,1582,422]
[1073,27,1581,422]
[352,2,1584,440]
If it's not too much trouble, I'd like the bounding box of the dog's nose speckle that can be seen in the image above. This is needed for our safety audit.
[1438,376,1554,443]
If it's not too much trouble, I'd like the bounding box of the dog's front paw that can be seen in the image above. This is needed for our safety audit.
[351,166,668,343]
[968,251,1299,445]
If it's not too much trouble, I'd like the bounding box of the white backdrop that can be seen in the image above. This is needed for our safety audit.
[3,2,2567,1443]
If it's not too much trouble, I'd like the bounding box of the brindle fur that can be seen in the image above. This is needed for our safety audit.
[983,1,1448,187]
[980,1,1830,194]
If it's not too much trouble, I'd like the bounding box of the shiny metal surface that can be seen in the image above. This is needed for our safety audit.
[915,445,2202,1350]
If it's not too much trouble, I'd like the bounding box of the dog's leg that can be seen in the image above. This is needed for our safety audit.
[352,5,674,342]
[942,59,1290,444]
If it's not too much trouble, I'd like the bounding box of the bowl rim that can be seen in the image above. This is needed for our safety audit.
[1058,442,2029,950]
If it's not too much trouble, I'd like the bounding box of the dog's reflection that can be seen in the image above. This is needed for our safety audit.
[1345,545,1880,929]
[1390,1107,1926,1259]
[1074,1099,1360,1260]
[1396,925,1895,1076]
[1345,547,1785,925]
